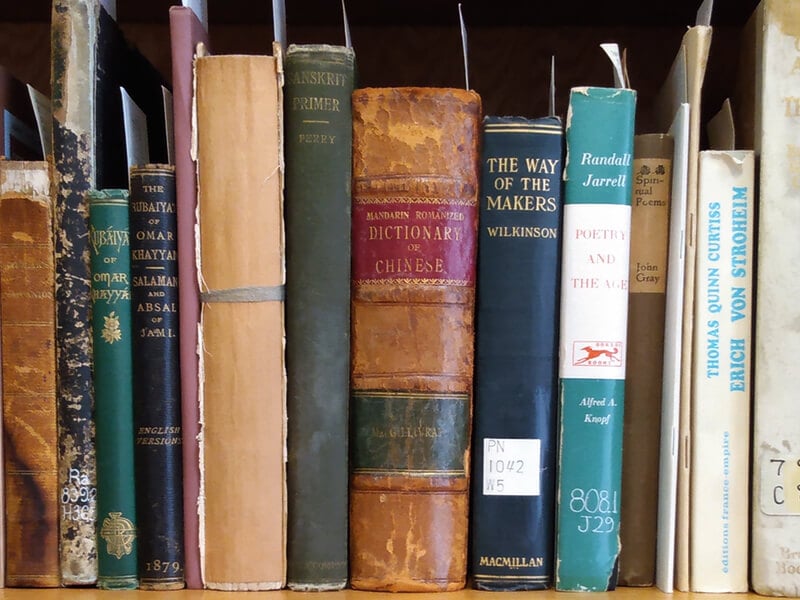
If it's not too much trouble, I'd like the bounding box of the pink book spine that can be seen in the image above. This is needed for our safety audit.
[169,6,209,589]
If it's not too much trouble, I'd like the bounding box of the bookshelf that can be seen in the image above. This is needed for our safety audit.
[0,589,760,599]
[0,0,770,597]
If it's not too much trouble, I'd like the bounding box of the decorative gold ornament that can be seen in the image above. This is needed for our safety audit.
[101,311,123,344]
[100,512,136,559]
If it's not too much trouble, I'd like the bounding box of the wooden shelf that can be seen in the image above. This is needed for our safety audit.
[0,587,763,598]
[0,3,766,598]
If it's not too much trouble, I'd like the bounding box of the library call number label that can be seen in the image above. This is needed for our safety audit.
[567,487,619,534]
[482,438,541,496]
[761,455,800,515]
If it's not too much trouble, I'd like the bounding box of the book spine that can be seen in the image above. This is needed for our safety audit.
[740,2,800,594]
[0,161,60,587]
[168,6,209,589]
[470,115,563,591]
[89,189,139,590]
[284,44,354,591]
[129,165,184,590]
[554,86,635,592]
[689,150,753,593]
[195,53,286,591]
[619,134,673,586]
[50,0,99,585]
[349,87,481,592]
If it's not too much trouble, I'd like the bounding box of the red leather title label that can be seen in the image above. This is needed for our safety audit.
[352,175,478,286]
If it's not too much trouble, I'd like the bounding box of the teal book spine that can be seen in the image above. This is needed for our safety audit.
[554,87,636,592]
[88,189,139,589]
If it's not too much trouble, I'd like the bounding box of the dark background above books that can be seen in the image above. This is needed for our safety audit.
[5,1,761,26]
[3,0,760,135]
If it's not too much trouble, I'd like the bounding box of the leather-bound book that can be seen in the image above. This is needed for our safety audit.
[168,5,209,589]
[470,115,564,591]
[619,133,673,586]
[88,188,138,590]
[129,164,184,590]
[51,0,100,583]
[284,43,355,592]
[0,160,59,587]
[349,87,481,592]
[195,50,286,590]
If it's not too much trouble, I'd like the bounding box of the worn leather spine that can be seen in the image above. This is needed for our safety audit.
[284,43,354,592]
[89,189,138,590]
[195,52,286,590]
[50,0,100,584]
[470,116,564,590]
[0,161,60,587]
[350,87,481,592]
[129,165,184,590]
[168,6,209,589]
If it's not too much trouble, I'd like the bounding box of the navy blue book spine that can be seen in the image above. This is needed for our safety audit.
[129,165,184,590]
[470,115,564,590]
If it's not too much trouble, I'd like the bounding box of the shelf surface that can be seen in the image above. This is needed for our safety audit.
[0,586,762,598]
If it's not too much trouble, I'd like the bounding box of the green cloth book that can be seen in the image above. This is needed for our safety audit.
[554,86,636,591]
[88,188,138,590]
[284,43,355,591]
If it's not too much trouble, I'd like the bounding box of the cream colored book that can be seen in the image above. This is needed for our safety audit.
[733,0,800,595]
[653,5,712,591]
[689,143,753,593]
[655,102,688,594]
[194,47,286,590]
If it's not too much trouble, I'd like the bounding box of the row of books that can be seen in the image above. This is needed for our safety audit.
[0,0,798,595]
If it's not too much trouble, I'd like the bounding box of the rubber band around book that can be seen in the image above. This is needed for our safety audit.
[200,285,285,303]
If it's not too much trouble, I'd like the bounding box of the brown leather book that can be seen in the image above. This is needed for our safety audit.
[194,49,286,590]
[619,133,673,586]
[0,160,59,587]
[349,87,481,592]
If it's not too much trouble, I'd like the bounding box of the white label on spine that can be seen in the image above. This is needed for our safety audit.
[760,454,800,516]
[482,438,541,496]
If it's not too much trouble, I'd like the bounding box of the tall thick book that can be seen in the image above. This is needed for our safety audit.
[470,115,563,591]
[349,87,481,592]
[129,164,184,590]
[168,5,209,589]
[733,1,800,594]
[618,133,673,587]
[88,188,138,590]
[0,160,59,587]
[284,43,355,591]
[654,17,712,591]
[51,0,100,583]
[689,149,753,593]
[554,86,635,592]
[195,51,286,590]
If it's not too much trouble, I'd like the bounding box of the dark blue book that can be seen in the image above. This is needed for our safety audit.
[129,164,184,590]
[470,115,564,590]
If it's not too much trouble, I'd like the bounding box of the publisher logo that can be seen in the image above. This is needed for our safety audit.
[572,341,622,367]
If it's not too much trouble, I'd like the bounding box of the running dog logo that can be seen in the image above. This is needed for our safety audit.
[572,341,623,366]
